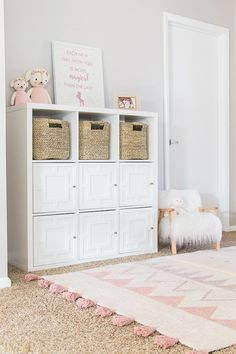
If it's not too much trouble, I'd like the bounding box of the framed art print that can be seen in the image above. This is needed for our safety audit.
[52,41,105,107]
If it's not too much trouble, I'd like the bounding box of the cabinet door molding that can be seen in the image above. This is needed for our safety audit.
[33,163,77,213]
[79,163,118,210]
[120,163,154,207]
[79,211,118,260]
[34,214,77,266]
[120,208,155,253]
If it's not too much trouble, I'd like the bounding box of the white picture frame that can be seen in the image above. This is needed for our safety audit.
[52,41,105,107]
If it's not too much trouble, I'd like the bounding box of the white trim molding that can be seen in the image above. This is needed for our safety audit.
[224,225,236,233]
[163,12,230,230]
[0,277,11,289]
[0,0,10,287]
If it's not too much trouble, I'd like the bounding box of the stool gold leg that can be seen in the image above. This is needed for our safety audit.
[215,241,220,251]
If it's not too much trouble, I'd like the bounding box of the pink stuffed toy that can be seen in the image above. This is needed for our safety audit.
[26,68,52,104]
[10,77,31,106]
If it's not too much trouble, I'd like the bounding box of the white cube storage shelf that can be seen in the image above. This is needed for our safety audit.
[7,103,158,271]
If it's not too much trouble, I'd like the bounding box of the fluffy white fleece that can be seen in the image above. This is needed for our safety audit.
[159,212,222,246]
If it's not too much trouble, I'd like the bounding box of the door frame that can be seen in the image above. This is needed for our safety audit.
[0,0,11,288]
[163,12,230,229]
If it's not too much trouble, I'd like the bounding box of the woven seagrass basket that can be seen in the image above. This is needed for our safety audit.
[79,120,110,160]
[33,118,70,160]
[120,122,148,160]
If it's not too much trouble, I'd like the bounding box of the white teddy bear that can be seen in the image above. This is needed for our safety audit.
[25,68,52,104]
[10,77,31,106]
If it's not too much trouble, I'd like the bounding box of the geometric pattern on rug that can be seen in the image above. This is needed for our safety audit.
[44,247,236,352]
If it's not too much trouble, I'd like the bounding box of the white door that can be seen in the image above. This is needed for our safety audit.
[79,211,118,259]
[33,163,77,213]
[164,14,229,225]
[120,208,155,254]
[79,163,117,210]
[120,163,154,207]
[33,214,77,266]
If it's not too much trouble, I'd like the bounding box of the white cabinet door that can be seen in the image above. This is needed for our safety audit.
[120,163,155,207]
[79,211,118,260]
[79,163,117,210]
[120,208,155,254]
[34,214,77,266]
[33,163,77,213]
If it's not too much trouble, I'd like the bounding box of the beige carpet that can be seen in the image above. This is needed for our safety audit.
[1,233,236,354]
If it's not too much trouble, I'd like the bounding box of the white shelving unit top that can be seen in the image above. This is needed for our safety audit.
[7,103,158,118]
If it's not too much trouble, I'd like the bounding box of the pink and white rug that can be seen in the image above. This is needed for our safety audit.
[44,247,236,352]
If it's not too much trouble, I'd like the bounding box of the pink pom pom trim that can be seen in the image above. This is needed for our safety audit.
[25,273,41,282]
[112,315,134,327]
[133,325,155,337]
[186,351,209,354]
[76,298,96,309]
[38,279,53,289]
[95,306,114,318]
[154,335,179,349]
[62,291,79,302]
[49,283,66,294]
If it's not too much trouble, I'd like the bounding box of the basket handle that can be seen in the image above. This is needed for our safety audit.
[133,124,143,131]
[49,122,63,129]
[91,123,104,130]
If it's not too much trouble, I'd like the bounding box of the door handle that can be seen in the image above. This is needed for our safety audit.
[169,139,179,146]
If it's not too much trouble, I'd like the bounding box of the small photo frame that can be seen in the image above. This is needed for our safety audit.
[117,95,137,110]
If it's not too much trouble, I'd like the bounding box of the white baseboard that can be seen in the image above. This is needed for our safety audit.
[0,277,11,288]
[224,225,236,232]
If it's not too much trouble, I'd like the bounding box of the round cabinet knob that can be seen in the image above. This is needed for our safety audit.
[150,227,154,230]
[73,236,77,239]
[114,184,118,187]
[114,232,118,235]
[150,182,154,185]
[72,185,77,189]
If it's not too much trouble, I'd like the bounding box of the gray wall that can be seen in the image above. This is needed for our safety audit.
[4,0,236,224]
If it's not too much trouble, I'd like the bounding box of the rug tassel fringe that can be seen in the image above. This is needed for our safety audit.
[186,351,209,354]
[38,279,53,289]
[31,276,208,353]
[95,306,114,317]
[76,298,96,309]
[134,325,155,337]
[62,291,79,302]
[24,273,41,282]
[112,315,134,327]
[154,335,179,349]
